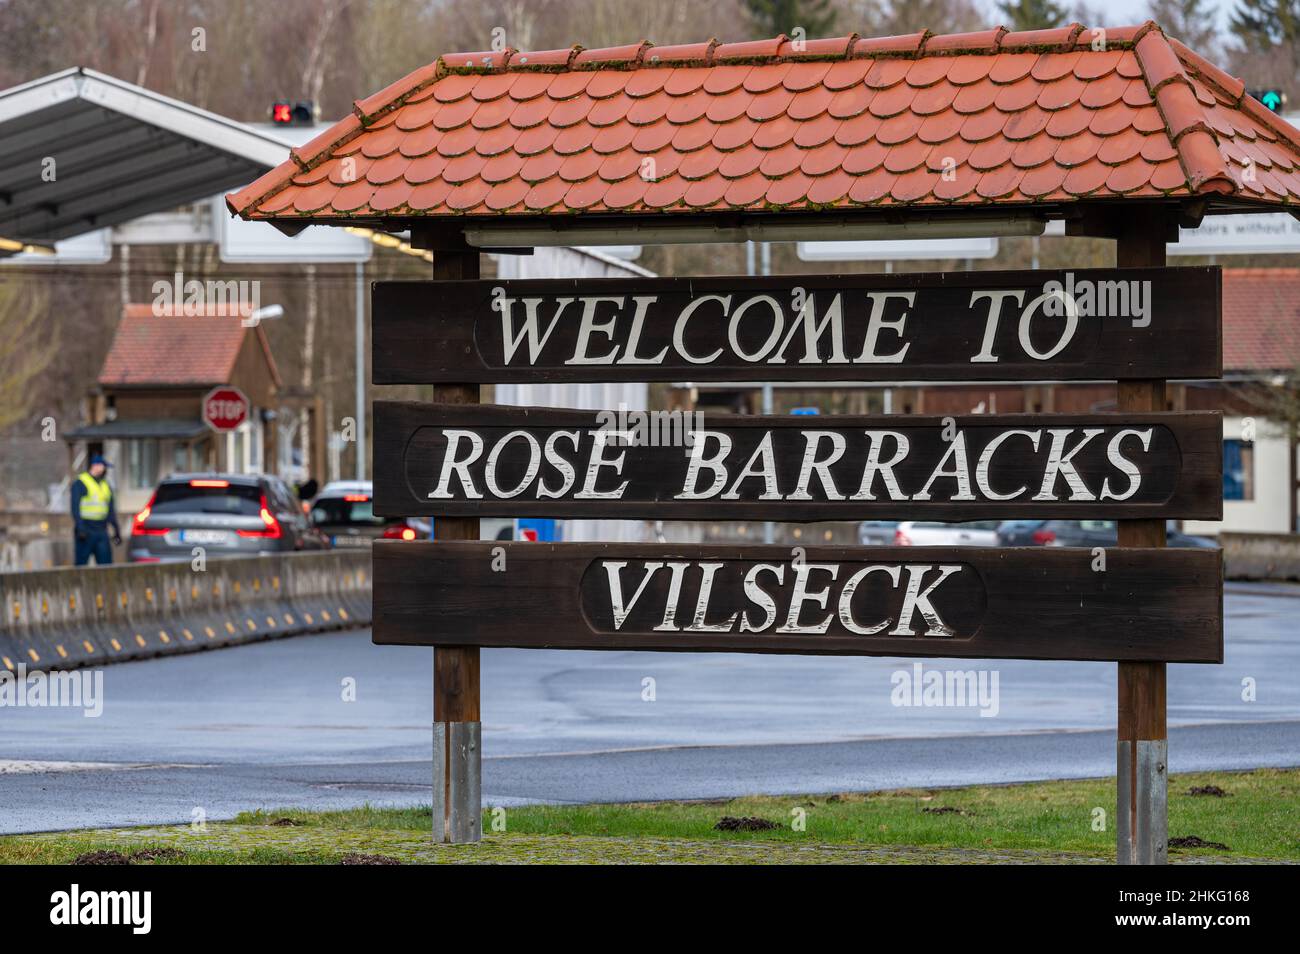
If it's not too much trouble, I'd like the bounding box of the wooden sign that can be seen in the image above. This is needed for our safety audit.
[373,402,1223,521]
[373,541,1223,663]
[372,267,1222,384]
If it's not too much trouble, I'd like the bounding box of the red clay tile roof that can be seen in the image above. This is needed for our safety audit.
[1223,269,1300,373]
[228,22,1300,224]
[99,304,282,388]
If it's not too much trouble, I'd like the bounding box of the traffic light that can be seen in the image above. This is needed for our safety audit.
[270,101,316,126]
[1248,88,1286,113]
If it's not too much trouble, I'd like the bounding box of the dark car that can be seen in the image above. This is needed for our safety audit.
[996,520,1050,546]
[1021,520,1217,548]
[129,474,327,562]
[857,520,900,546]
[309,480,428,547]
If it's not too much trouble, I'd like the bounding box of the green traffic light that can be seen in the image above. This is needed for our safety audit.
[1263,90,1282,111]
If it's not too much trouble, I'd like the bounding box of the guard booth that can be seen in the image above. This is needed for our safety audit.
[228,21,1300,862]
[66,303,283,514]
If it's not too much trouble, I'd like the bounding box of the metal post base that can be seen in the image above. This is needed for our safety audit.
[1117,739,1167,865]
[433,721,481,843]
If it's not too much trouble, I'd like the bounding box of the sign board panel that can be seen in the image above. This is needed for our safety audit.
[371,268,1221,384]
[373,402,1223,522]
[373,541,1223,663]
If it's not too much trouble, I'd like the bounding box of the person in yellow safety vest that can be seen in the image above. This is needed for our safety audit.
[70,454,121,566]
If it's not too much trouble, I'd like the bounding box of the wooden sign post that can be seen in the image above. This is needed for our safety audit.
[1115,212,1172,866]
[374,257,1224,860]
[427,245,482,845]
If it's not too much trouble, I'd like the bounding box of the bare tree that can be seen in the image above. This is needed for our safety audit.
[0,279,57,431]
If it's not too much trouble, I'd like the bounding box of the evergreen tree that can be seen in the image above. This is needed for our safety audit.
[1148,0,1219,54]
[1230,0,1300,52]
[997,0,1070,32]
[743,0,838,39]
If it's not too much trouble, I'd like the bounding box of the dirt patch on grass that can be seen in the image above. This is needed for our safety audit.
[1169,835,1230,851]
[714,816,779,832]
[1187,785,1230,797]
[130,847,185,862]
[340,853,401,865]
[72,850,131,865]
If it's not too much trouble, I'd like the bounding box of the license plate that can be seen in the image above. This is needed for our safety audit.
[180,529,233,545]
[331,535,373,547]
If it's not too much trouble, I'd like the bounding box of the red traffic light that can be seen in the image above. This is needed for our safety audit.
[270,101,315,126]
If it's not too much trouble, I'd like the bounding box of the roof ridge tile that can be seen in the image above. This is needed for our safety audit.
[783,34,859,59]
[851,31,928,58]
[512,46,584,70]
[921,27,1007,55]
[715,35,787,63]
[1170,36,1300,159]
[1135,26,1237,194]
[442,49,515,72]
[574,41,653,69]
[646,40,718,66]
[1001,23,1085,53]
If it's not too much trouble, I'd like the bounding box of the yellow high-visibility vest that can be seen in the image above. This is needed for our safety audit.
[77,473,112,521]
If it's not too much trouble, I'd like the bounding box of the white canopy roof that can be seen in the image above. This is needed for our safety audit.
[0,67,290,243]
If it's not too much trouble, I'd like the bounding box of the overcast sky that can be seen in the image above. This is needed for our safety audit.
[1085,0,1233,31]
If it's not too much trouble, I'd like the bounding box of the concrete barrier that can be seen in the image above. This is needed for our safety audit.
[1221,532,1300,581]
[0,551,371,672]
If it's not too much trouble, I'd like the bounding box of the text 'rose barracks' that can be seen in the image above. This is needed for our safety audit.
[418,420,1208,507]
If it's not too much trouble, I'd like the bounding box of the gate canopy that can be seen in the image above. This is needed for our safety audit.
[2,68,288,243]
[227,22,1300,244]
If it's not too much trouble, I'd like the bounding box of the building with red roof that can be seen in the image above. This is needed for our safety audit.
[67,304,283,510]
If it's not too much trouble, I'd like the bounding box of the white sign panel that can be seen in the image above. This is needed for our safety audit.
[797,238,999,262]
[1169,213,1300,256]
[0,228,112,265]
[1044,214,1300,255]
[215,197,371,263]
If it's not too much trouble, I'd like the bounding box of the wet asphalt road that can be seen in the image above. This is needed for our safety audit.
[1,585,1297,833]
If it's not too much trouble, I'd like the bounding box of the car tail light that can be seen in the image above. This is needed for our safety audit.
[1032,528,1056,545]
[382,522,418,541]
[893,528,912,546]
[343,493,370,502]
[132,496,168,537]
[237,495,282,539]
[190,479,229,488]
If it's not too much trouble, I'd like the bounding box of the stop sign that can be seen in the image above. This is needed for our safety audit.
[202,386,250,432]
